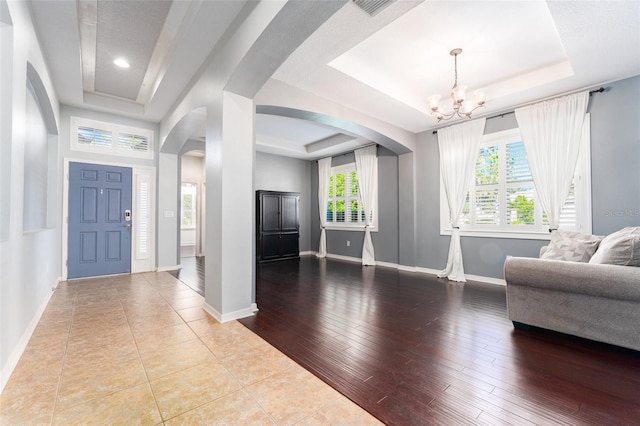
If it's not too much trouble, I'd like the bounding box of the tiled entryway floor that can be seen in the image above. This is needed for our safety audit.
[0,272,381,425]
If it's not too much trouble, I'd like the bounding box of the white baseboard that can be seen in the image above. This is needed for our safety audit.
[397,264,418,272]
[299,251,316,256]
[415,266,442,276]
[326,253,361,263]
[51,276,62,290]
[324,253,505,286]
[465,274,506,286]
[203,302,258,323]
[1,277,59,393]
[156,265,181,272]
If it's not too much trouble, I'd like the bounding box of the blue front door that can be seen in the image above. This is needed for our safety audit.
[68,162,132,279]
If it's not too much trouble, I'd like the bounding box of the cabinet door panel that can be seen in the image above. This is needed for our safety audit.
[261,194,281,232]
[261,234,281,259]
[281,195,298,231]
[280,233,299,257]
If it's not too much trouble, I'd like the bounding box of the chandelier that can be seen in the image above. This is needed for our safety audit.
[428,48,486,122]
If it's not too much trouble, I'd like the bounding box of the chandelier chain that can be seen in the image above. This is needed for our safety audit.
[453,52,458,89]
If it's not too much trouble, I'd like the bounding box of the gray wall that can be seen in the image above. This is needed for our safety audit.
[309,147,400,264]
[415,75,640,279]
[589,76,640,235]
[255,151,312,252]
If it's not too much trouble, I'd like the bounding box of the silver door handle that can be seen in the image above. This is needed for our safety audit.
[125,223,131,229]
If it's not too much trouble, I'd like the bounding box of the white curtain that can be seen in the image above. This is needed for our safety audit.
[515,91,588,231]
[355,146,378,266]
[316,157,331,258]
[437,118,486,282]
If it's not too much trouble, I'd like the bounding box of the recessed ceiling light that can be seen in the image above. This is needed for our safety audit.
[113,58,130,68]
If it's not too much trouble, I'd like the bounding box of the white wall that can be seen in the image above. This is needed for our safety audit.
[0,0,61,391]
[157,153,179,269]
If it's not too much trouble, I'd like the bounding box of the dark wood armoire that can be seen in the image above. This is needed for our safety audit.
[256,190,300,262]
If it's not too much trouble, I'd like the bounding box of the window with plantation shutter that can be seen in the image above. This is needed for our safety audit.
[326,162,377,230]
[71,117,153,159]
[78,126,112,147]
[440,123,591,240]
[136,174,150,260]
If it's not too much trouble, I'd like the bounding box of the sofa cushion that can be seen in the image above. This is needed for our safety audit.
[589,227,640,266]
[540,229,602,262]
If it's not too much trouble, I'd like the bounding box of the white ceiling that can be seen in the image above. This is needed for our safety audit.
[29,0,640,159]
[273,0,640,134]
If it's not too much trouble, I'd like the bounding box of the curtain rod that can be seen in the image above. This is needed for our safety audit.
[313,143,378,162]
[431,86,606,135]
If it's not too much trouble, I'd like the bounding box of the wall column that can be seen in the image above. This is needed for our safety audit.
[156,152,180,270]
[398,152,417,268]
[204,91,255,322]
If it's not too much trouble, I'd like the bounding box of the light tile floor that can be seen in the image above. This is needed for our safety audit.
[0,272,381,425]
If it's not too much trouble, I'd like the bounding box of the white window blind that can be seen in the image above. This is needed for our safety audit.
[136,174,150,260]
[440,124,591,239]
[118,133,150,152]
[71,117,153,159]
[78,126,112,147]
[326,162,377,230]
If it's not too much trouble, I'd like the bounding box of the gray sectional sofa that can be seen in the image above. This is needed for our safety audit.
[504,227,640,351]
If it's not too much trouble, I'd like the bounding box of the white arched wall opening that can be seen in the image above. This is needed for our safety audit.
[156,108,206,272]
[255,105,414,156]
[157,0,423,322]
[253,101,419,269]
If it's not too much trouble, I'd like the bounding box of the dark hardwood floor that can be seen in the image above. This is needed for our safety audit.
[168,256,204,295]
[239,257,640,425]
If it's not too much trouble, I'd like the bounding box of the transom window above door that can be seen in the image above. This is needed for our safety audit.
[70,116,154,160]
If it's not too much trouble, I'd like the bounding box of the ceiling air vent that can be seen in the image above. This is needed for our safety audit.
[351,0,395,16]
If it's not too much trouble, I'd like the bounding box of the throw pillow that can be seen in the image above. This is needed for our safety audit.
[540,229,603,262]
[589,227,640,266]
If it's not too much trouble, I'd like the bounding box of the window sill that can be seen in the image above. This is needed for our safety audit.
[440,228,552,240]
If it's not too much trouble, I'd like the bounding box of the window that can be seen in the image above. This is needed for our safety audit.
[326,163,377,230]
[181,183,197,229]
[136,173,150,260]
[441,122,591,239]
[70,116,153,159]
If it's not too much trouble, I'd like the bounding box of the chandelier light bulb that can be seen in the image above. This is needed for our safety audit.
[462,98,475,114]
[451,85,467,105]
[474,89,486,106]
[428,94,442,112]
